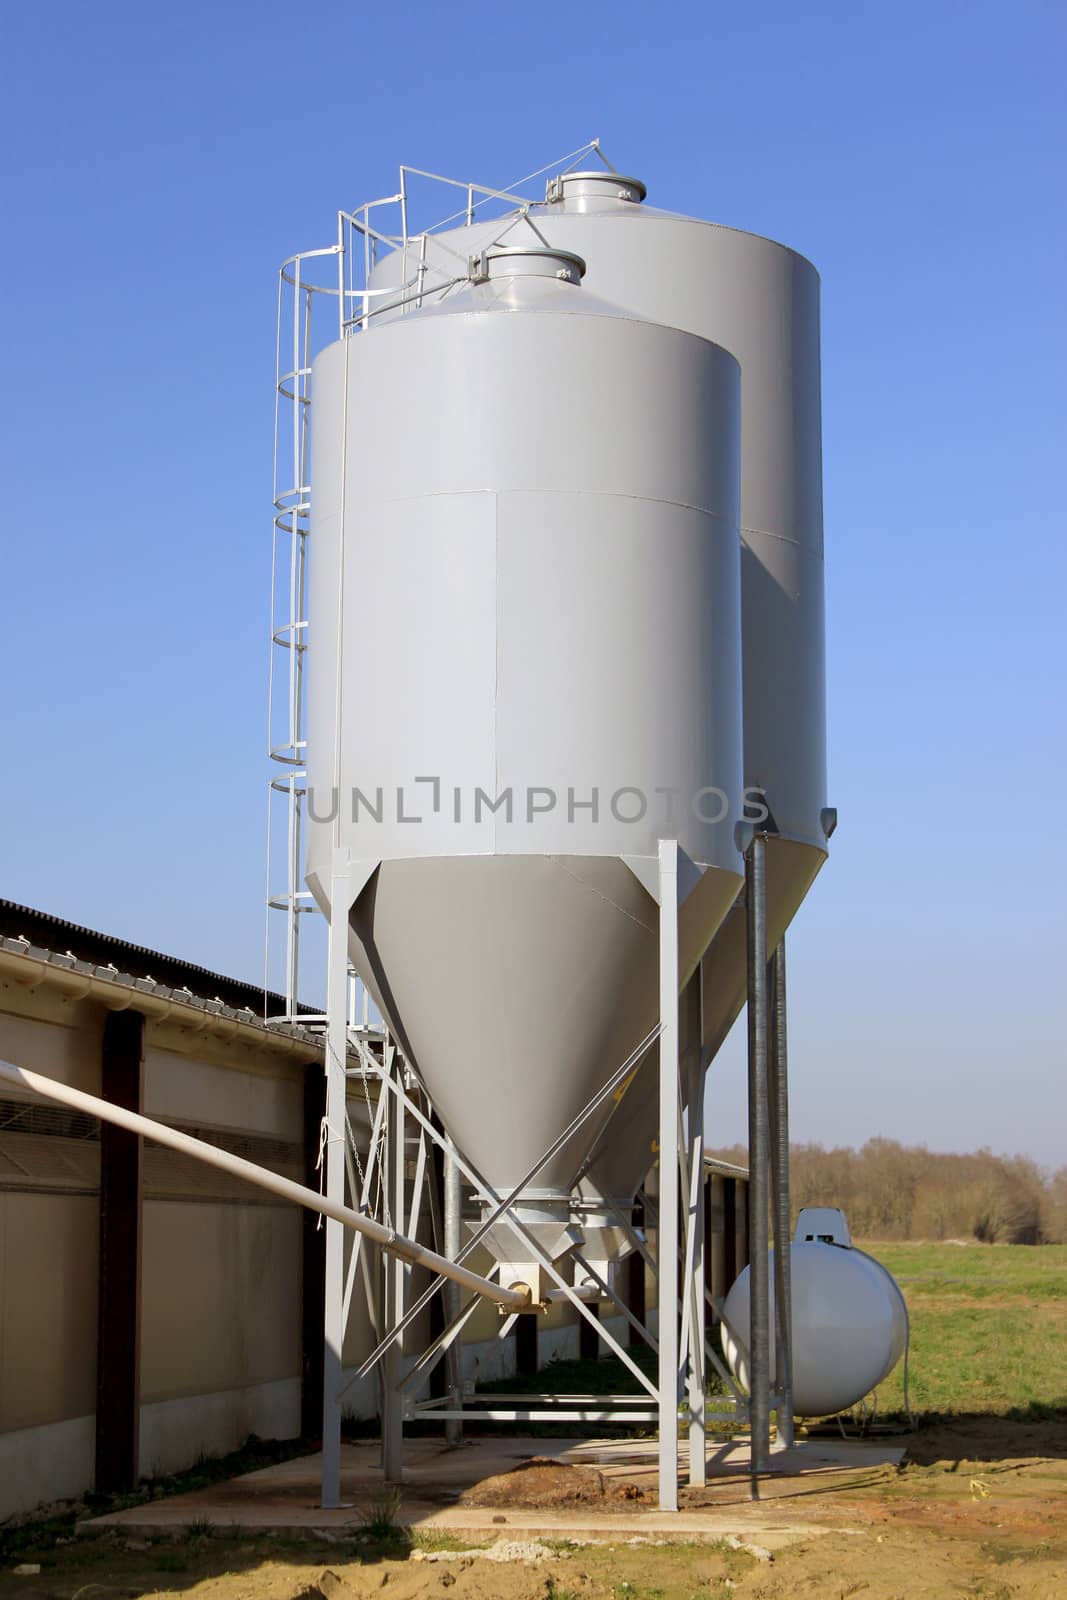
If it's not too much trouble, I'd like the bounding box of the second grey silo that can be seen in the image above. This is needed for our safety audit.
[366,172,831,1205]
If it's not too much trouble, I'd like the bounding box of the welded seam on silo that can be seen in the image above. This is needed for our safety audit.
[369,488,739,525]
[740,525,812,548]
[491,492,500,855]
[545,856,657,933]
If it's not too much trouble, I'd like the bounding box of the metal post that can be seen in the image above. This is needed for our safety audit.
[382,1051,405,1481]
[745,836,771,1484]
[95,1009,145,1496]
[768,938,795,1450]
[322,868,351,1509]
[443,1136,463,1446]
[301,1065,327,1441]
[709,1174,725,1315]
[657,838,680,1512]
[686,1005,707,1486]
[723,1176,737,1290]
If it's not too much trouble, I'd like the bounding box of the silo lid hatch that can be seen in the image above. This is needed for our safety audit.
[470,245,587,285]
[545,171,647,205]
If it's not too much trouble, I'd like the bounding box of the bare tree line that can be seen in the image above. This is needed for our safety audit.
[708,1139,1067,1244]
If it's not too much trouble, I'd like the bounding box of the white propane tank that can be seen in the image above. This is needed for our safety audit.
[721,1218,907,1418]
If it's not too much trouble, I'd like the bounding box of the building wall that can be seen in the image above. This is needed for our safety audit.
[0,977,316,1519]
[0,987,104,1515]
[0,962,746,1521]
[139,1201,303,1476]
[0,1192,99,1433]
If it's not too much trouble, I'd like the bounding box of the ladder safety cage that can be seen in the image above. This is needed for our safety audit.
[264,139,614,1023]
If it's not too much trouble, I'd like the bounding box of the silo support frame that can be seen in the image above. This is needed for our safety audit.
[347,1029,664,1402]
[657,838,682,1512]
[767,938,794,1450]
[314,843,723,1510]
[642,1188,750,1406]
[340,1002,718,1459]
[685,1039,708,1486]
[567,1250,657,1350]
[382,1056,405,1483]
[745,835,773,1489]
[321,867,354,1510]
[443,1137,463,1447]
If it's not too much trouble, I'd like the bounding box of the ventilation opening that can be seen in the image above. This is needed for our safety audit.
[0,1096,302,1202]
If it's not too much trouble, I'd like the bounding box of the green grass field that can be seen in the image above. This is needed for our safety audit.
[860,1240,1067,1418]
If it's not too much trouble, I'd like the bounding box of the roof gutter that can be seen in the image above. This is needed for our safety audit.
[0,943,323,1064]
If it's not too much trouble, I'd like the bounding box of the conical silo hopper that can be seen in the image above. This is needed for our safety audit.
[304,247,745,1266]
[367,172,830,1207]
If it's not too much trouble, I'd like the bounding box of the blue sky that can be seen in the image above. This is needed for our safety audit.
[2,3,1064,1165]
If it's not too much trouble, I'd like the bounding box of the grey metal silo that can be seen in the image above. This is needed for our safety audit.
[304,245,745,1257]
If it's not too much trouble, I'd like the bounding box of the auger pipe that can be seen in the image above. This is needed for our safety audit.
[0,1058,531,1312]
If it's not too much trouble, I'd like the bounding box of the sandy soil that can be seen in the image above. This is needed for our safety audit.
[4,1424,1066,1599]
[8,1518,1063,1600]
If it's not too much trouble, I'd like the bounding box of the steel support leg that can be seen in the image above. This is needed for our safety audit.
[443,1136,463,1447]
[745,836,771,1486]
[687,1020,707,1486]
[322,868,352,1510]
[768,938,795,1450]
[658,838,680,1512]
[382,1054,405,1482]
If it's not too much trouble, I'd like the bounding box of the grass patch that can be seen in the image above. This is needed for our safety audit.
[858,1241,1067,1418]
[410,1529,490,1553]
[154,1549,190,1572]
[0,1513,80,1563]
[102,1434,309,1515]
[0,1435,312,1566]
[355,1486,405,1542]
[875,1240,1067,1298]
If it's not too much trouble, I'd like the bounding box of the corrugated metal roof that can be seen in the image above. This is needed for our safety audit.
[0,898,312,1018]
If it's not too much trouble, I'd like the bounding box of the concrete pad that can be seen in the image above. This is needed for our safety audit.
[80,1434,904,1549]
[566,1434,905,1478]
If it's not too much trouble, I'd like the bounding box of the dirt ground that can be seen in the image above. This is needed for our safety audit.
[3,1419,1066,1599]
[459,1458,649,1508]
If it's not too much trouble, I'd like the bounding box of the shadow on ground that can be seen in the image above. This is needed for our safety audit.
[893,1407,1067,1465]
